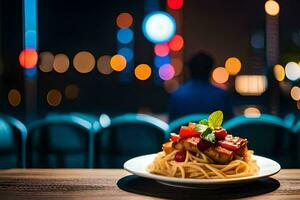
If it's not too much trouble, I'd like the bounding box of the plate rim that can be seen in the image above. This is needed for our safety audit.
[123,153,281,185]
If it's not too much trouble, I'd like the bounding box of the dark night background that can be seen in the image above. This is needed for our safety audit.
[0,0,299,121]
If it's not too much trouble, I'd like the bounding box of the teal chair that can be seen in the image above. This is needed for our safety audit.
[168,114,209,133]
[27,115,95,168]
[283,113,296,128]
[223,114,297,168]
[94,114,169,168]
[293,121,300,167]
[0,115,27,168]
[0,118,16,169]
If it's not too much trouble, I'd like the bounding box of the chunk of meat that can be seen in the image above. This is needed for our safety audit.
[162,141,174,154]
[204,146,233,164]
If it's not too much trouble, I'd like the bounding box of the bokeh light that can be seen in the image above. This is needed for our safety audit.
[154,55,171,68]
[118,47,133,61]
[265,0,280,16]
[134,64,152,81]
[212,67,229,84]
[142,11,176,44]
[225,57,241,76]
[290,86,300,101]
[154,43,169,57]
[8,89,21,107]
[244,107,261,118]
[168,34,184,52]
[39,51,54,72]
[116,13,133,28]
[171,58,183,76]
[47,89,62,106]
[235,75,268,96]
[73,51,95,73]
[285,62,300,81]
[110,55,127,72]
[273,64,285,81]
[65,84,80,100]
[99,114,111,128]
[159,64,175,80]
[19,48,38,69]
[53,54,69,73]
[97,55,113,75]
[117,28,133,44]
[167,0,184,10]
[164,79,179,93]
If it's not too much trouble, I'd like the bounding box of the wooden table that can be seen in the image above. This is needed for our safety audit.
[0,169,299,199]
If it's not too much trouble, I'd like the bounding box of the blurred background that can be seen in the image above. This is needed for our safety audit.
[0,0,299,169]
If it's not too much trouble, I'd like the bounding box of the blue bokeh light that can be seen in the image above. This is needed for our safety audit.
[154,55,171,68]
[117,28,134,44]
[142,11,176,44]
[118,47,133,61]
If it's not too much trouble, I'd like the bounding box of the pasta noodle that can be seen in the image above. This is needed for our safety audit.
[148,150,259,179]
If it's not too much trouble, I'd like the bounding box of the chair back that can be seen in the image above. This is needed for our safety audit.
[168,114,209,133]
[223,114,297,168]
[95,114,169,168]
[0,115,27,168]
[27,114,94,168]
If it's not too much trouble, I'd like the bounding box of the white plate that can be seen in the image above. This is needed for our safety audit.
[124,154,281,188]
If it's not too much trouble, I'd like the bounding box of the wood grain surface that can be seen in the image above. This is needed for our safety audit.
[0,169,299,199]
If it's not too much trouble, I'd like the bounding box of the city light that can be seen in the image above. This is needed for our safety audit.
[73,51,95,73]
[97,55,113,75]
[117,28,134,44]
[285,62,300,81]
[225,57,241,76]
[8,89,21,107]
[118,48,133,61]
[212,67,229,84]
[154,43,169,57]
[39,51,54,72]
[235,75,268,96]
[19,48,38,69]
[291,86,300,101]
[167,0,184,10]
[142,11,176,44]
[159,64,175,80]
[273,64,285,81]
[134,64,152,81]
[110,55,127,72]
[265,0,280,16]
[53,54,69,73]
[116,13,133,28]
[154,55,171,68]
[168,34,184,52]
[47,89,62,107]
[244,107,261,118]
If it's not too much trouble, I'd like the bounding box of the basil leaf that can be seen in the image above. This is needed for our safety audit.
[199,119,208,126]
[200,127,216,143]
[208,110,223,129]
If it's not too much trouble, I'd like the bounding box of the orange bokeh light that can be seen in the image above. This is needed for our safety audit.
[212,67,229,84]
[134,64,152,80]
[225,57,241,75]
[116,13,133,28]
[110,55,127,72]
[168,34,184,52]
[19,48,38,68]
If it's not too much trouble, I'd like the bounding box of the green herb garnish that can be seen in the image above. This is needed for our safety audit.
[199,119,208,126]
[208,110,223,129]
[200,127,215,143]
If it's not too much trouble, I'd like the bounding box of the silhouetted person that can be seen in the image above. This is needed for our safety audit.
[168,52,233,121]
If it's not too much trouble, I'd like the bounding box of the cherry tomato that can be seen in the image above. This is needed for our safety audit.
[179,126,199,139]
[214,128,228,140]
[197,139,213,151]
[218,141,239,151]
[174,151,186,162]
[170,133,180,142]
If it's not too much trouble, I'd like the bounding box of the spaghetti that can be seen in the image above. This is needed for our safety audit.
[147,110,259,179]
